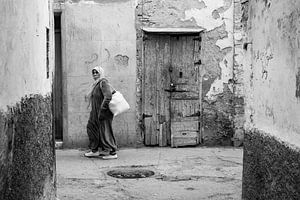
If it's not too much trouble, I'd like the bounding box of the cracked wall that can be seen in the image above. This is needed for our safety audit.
[0,0,55,199]
[136,0,241,145]
[55,0,138,147]
[242,0,300,198]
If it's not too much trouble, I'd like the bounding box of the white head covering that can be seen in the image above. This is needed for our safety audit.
[92,66,105,79]
[87,66,106,108]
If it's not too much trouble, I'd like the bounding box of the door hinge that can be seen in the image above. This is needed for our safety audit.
[142,113,152,119]
[194,59,202,65]
[186,111,201,117]
[193,37,202,41]
[143,35,149,41]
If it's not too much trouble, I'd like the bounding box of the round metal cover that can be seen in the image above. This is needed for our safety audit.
[107,169,155,179]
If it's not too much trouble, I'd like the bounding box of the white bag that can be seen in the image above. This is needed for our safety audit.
[109,91,130,116]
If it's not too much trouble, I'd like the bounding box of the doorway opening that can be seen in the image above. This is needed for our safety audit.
[142,32,203,147]
[54,12,63,141]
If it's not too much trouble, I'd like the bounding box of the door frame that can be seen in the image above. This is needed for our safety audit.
[141,28,204,146]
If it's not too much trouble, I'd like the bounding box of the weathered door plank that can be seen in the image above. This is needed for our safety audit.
[143,34,158,145]
[157,35,171,146]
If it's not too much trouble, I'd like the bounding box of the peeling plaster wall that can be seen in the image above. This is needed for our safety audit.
[242,0,300,198]
[136,0,239,145]
[57,0,137,147]
[0,0,55,199]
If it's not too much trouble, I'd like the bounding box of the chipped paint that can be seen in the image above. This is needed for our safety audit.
[206,50,234,100]
[181,0,235,100]
[183,0,233,31]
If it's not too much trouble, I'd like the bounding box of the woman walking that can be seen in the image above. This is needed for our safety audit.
[84,66,118,159]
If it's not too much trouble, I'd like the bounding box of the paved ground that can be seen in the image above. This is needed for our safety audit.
[56,147,243,200]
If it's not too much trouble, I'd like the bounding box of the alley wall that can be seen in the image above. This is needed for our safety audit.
[57,0,245,147]
[242,0,300,198]
[0,0,56,199]
[56,0,137,147]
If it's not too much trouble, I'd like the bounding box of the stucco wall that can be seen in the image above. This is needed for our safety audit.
[59,0,137,147]
[136,0,240,145]
[244,0,300,147]
[0,0,53,109]
[0,0,55,199]
[242,0,300,198]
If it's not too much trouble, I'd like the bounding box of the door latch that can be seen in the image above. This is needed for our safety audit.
[164,83,176,92]
[142,113,153,119]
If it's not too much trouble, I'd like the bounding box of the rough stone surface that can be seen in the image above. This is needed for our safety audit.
[0,95,55,200]
[243,130,300,200]
[0,111,11,200]
[232,0,246,146]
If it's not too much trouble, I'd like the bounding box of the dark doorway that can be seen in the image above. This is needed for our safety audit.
[54,12,63,140]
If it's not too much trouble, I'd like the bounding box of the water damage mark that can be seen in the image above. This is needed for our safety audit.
[85,53,98,64]
[202,84,235,146]
[0,94,55,200]
[114,54,129,67]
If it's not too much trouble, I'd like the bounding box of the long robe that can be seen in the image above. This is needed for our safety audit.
[86,78,117,153]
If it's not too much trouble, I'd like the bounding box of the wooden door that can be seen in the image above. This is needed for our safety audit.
[143,33,201,147]
[169,35,201,147]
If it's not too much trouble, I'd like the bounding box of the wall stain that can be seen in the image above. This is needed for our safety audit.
[296,66,300,98]
[85,53,98,64]
[202,84,235,146]
[114,54,129,67]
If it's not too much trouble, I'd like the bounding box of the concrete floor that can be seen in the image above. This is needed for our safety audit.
[56,147,243,200]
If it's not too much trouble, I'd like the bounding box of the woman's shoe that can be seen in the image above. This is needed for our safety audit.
[84,151,100,157]
[98,150,110,157]
[101,154,118,160]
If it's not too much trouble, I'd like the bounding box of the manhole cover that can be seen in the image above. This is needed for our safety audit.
[107,169,155,179]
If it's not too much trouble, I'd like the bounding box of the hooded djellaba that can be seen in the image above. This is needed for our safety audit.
[84,66,118,159]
